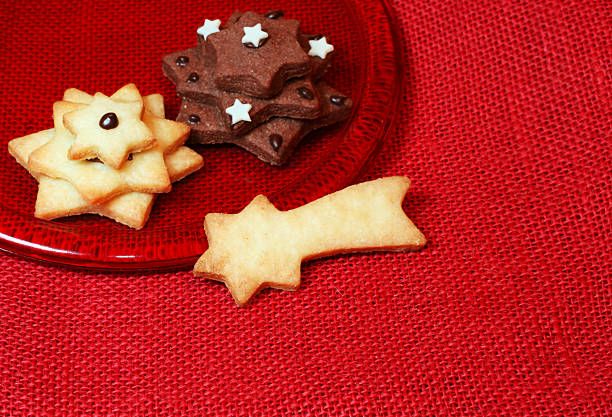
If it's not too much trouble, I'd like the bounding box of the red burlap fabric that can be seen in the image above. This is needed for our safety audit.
[1,0,610,415]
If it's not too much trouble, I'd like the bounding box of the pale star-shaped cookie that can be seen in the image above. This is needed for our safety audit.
[27,87,192,205]
[197,19,221,40]
[9,129,202,229]
[308,36,334,59]
[63,84,155,169]
[28,101,170,205]
[241,23,269,47]
[194,177,426,306]
[8,92,203,229]
[225,99,252,125]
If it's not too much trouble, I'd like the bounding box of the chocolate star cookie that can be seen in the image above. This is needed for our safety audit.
[204,11,311,98]
[162,47,322,136]
[197,10,334,80]
[177,82,352,165]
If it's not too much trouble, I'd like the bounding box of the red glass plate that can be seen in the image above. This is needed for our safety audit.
[0,0,402,270]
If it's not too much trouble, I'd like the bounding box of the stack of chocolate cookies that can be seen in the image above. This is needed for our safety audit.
[163,10,353,166]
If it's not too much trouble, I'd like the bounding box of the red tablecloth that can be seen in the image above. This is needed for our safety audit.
[1,0,610,415]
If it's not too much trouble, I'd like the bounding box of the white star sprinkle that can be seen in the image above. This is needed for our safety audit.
[225,99,252,125]
[308,37,334,59]
[241,23,269,48]
[197,19,221,40]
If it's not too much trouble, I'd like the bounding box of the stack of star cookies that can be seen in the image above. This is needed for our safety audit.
[8,84,203,229]
[163,10,353,166]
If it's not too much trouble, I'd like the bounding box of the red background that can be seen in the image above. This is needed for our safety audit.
[1,0,610,415]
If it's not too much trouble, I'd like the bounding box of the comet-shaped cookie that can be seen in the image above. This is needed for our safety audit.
[194,177,426,306]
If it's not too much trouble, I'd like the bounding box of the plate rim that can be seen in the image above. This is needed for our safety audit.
[0,0,405,270]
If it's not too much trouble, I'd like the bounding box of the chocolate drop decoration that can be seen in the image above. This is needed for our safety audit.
[269,134,283,151]
[176,56,189,66]
[99,112,119,130]
[187,72,199,82]
[297,87,314,100]
[264,10,284,19]
[330,95,347,106]
[188,115,201,124]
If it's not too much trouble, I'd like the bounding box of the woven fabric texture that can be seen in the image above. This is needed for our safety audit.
[1,0,610,415]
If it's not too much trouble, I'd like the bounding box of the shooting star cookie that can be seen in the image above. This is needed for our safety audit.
[194,177,426,306]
